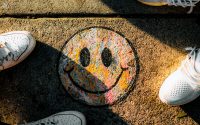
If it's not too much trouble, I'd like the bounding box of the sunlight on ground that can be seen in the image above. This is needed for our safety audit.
[0,100,21,125]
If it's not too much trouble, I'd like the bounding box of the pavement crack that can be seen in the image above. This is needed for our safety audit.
[0,13,199,19]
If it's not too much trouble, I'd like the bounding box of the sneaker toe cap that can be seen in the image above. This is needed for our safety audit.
[159,70,194,105]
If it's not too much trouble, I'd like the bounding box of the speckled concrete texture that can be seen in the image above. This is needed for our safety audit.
[0,18,200,125]
[0,0,199,15]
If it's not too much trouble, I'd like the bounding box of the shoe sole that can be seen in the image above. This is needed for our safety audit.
[137,0,167,6]
[159,90,200,106]
[0,31,36,70]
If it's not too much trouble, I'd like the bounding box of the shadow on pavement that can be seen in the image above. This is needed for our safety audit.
[128,18,200,49]
[180,97,200,124]
[101,0,200,14]
[101,1,200,49]
[0,41,129,125]
[127,18,200,124]
[101,0,200,124]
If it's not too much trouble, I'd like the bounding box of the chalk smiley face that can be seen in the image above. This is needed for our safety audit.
[59,27,138,105]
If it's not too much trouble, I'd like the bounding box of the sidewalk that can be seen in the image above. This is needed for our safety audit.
[0,0,200,15]
[0,1,200,125]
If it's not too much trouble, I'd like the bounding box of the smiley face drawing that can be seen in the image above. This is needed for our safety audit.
[59,27,139,106]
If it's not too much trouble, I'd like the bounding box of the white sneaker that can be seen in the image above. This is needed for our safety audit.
[0,31,36,71]
[18,111,86,125]
[137,0,200,13]
[159,47,200,106]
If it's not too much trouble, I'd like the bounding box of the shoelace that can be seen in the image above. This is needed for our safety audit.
[180,47,200,85]
[166,0,200,13]
[0,41,22,66]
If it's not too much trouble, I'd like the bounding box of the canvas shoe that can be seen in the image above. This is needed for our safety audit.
[18,111,86,125]
[159,47,200,106]
[137,0,200,13]
[0,31,36,71]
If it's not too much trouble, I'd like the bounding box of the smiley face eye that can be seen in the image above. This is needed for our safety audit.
[80,47,90,67]
[101,47,112,67]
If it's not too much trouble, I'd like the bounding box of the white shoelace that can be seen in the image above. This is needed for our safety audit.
[0,42,18,65]
[0,40,28,66]
[167,0,200,13]
[180,47,200,85]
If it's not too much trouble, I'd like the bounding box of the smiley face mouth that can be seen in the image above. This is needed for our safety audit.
[64,66,128,94]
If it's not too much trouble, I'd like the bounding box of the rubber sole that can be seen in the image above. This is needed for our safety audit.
[137,0,167,6]
[159,90,200,106]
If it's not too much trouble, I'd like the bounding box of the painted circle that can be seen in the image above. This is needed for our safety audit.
[59,27,138,106]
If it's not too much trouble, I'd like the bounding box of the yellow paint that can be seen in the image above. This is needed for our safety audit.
[119,71,130,90]
[86,64,110,84]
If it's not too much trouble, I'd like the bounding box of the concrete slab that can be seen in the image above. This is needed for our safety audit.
[0,18,200,125]
[0,0,200,15]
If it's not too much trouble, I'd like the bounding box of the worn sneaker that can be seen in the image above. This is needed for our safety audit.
[137,0,200,13]
[0,31,36,71]
[18,111,86,125]
[159,47,200,106]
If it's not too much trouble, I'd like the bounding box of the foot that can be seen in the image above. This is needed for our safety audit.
[137,0,200,13]
[18,111,86,125]
[0,31,36,71]
[159,48,200,106]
